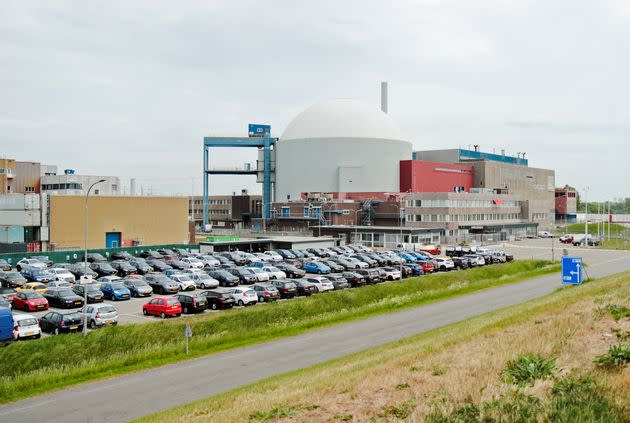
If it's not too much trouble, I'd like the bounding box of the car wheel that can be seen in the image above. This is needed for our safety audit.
[211,303,218,310]
[183,306,189,314]
[54,327,60,336]
[201,283,208,289]
[132,291,137,298]
[142,308,148,315]
[259,296,265,303]
[35,333,41,339]
[238,300,244,307]
[89,320,97,329]
[160,312,166,319]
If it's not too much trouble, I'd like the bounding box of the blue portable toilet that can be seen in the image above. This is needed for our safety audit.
[0,307,14,345]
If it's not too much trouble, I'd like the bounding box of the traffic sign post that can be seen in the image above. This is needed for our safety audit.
[562,257,583,285]
[184,324,192,355]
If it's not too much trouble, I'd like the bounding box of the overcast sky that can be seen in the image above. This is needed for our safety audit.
[2,1,629,201]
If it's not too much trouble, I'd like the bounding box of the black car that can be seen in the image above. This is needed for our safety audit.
[375,268,387,281]
[213,255,236,267]
[0,271,27,288]
[293,280,317,296]
[218,252,247,266]
[89,262,117,277]
[250,283,281,302]
[163,257,189,270]
[43,288,84,308]
[111,251,135,261]
[0,259,11,271]
[366,253,388,266]
[175,293,208,314]
[72,283,104,303]
[268,280,298,298]
[322,275,350,290]
[340,271,367,288]
[274,263,305,278]
[146,259,172,272]
[307,248,329,257]
[288,249,305,259]
[123,278,153,297]
[39,311,83,335]
[68,263,99,279]
[173,248,191,257]
[206,270,239,287]
[157,248,177,256]
[129,258,154,274]
[225,268,257,284]
[110,260,137,276]
[31,256,53,267]
[139,250,164,259]
[356,269,381,283]
[352,254,378,268]
[201,288,236,310]
[322,260,344,273]
[277,249,296,260]
[86,253,107,263]
[145,273,179,294]
[452,257,471,270]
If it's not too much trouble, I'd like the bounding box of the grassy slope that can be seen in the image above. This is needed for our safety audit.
[135,270,630,422]
[0,260,558,404]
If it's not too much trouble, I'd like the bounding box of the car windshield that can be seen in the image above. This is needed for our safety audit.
[63,313,81,321]
[58,290,76,297]
[176,275,192,281]
[166,298,178,305]
[86,285,101,292]
[18,318,38,327]
[197,274,211,280]
[100,264,115,270]
[154,275,171,283]
[6,272,22,279]
[129,280,148,286]
[98,305,116,313]
[31,269,46,276]
[109,283,125,290]
[23,292,41,299]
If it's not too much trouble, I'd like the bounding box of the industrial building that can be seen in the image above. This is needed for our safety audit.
[555,186,578,224]
[41,174,120,196]
[189,191,261,229]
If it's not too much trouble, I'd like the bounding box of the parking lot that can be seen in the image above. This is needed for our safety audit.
[2,245,516,339]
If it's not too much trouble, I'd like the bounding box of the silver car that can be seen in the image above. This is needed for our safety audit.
[80,303,118,329]
[190,273,220,289]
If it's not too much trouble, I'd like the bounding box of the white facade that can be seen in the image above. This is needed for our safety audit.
[275,99,412,200]
[41,175,120,196]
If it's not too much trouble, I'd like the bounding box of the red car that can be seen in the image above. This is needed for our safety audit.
[559,235,574,244]
[420,261,435,273]
[12,291,49,311]
[142,296,182,318]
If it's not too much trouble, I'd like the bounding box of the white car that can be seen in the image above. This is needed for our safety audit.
[433,258,455,271]
[189,273,220,289]
[16,258,46,271]
[260,266,286,280]
[245,267,270,282]
[263,251,284,262]
[97,275,122,284]
[46,280,73,289]
[538,231,553,238]
[346,257,369,269]
[465,255,486,266]
[381,267,402,280]
[229,287,258,306]
[12,313,41,340]
[80,303,119,329]
[180,257,204,269]
[241,253,263,264]
[168,274,196,291]
[305,277,335,292]
[377,251,404,265]
[48,268,76,283]
[181,268,205,276]
[195,255,220,268]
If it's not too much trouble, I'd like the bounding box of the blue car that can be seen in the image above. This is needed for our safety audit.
[21,267,54,283]
[99,282,131,301]
[396,252,417,263]
[303,261,331,274]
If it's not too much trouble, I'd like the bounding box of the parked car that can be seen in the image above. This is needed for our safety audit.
[68,263,99,279]
[293,279,318,296]
[218,252,247,266]
[0,296,11,311]
[175,293,208,314]
[262,251,283,262]
[559,234,574,244]
[21,267,54,283]
[48,268,76,283]
[201,288,236,310]
[322,275,350,290]
[16,258,46,272]
[46,280,73,289]
[305,276,335,292]
[260,266,286,280]
[12,291,48,311]
[212,255,236,267]
[163,257,190,270]
[43,288,84,308]
[0,287,17,304]
[96,275,122,284]
[86,253,108,263]
[72,283,105,303]
[380,267,402,280]
[195,255,220,268]
[0,271,27,288]
[340,271,366,288]
[122,278,154,297]
[99,282,131,301]
[80,303,119,328]
[189,272,220,289]
[90,262,117,277]
[288,249,305,258]
[38,311,83,335]
[465,255,486,267]
[168,274,196,291]
[145,273,180,294]
[538,231,554,238]
[366,253,388,266]
[245,267,271,282]
[274,263,305,278]
[0,259,11,271]
[109,260,137,277]
[0,307,13,345]
[345,257,369,269]
[225,268,258,284]
[433,258,455,272]
[180,257,205,269]
[12,313,41,340]
[146,259,172,272]
[111,251,135,261]
[139,250,164,259]
[142,296,181,318]
[206,270,239,287]
[352,254,378,268]
[277,249,296,260]
[157,248,176,257]
[321,260,344,273]
[269,280,298,298]
[303,261,331,274]
[355,269,381,283]
[128,258,154,274]
[228,287,258,306]
[17,282,47,294]
[250,283,281,302]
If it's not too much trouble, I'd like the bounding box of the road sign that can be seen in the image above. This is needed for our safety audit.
[184,323,192,355]
[562,257,583,285]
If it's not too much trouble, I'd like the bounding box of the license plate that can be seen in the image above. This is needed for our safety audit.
[70,326,78,330]
[122,294,129,298]
[106,319,113,324]
[95,296,102,300]
[37,305,45,309]
[199,302,206,306]
[25,331,35,336]
[74,301,81,305]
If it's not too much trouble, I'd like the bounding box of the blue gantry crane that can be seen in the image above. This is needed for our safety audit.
[202,124,276,229]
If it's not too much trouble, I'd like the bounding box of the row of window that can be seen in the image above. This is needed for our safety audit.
[23,186,36,192]
[42,183,83,190]
[207,199,229,205]
[406,213,522,223]
[532,213,548,220]
[405,199,522,208]
[276,206,323,218]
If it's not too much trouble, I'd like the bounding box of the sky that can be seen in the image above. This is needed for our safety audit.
[1,0,629,201]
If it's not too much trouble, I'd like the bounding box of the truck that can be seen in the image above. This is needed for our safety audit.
[0,307,15,346]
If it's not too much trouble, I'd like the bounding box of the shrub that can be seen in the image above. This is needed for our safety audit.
[595,344,630,368]
[395,383,410,390]
[249,405,299,421]
[502,354,556,385]
[598,304,630,321]
[382,399,416,419]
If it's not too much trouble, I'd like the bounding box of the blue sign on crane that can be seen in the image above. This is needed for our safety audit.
[248,124,271,137]
[562,257,583,285]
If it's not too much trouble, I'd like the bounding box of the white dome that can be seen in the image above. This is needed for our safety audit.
[281,99,406,141]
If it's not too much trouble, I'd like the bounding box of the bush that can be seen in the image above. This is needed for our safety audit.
[595,344,630,368]
[382,399,416,419]
[598,304,630,321]
[502,354,556,386]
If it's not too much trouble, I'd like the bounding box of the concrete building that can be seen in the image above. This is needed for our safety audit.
[190,193,261,229]
[0,158,16,195]
[274,99,412,201]
[13,161,58,193]
[264,199,362,232]
[41,174,120,196]
[555,186,578,224]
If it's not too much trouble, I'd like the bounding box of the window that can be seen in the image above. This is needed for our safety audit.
[312,207,321,219]
[112,184,118,192]
[303,206,309,217]
[281,207,290,217]
[94,189,99,195]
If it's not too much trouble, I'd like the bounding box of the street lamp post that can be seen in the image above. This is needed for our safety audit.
[583,187,589,246]
[82,179,106,335]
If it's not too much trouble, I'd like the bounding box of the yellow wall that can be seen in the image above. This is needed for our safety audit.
[49,196,189,249]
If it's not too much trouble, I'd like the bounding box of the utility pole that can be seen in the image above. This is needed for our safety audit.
[584,187,589,245]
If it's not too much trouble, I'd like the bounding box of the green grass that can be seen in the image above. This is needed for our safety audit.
[501,353,556,386]
[595,344,630,369]
[0,260,558,404]
[597,304,630,321]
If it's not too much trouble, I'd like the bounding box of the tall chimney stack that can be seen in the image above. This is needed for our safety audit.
[381,81,388,113]
[130,178,136,196]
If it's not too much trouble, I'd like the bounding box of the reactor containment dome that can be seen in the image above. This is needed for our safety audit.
[275,99,412,200]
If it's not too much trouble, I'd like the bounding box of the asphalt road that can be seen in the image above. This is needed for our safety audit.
[2,241,629,423]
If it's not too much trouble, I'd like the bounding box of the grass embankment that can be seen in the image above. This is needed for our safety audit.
[136,270,630,422]
[0,260,558,404]
[558,223,630,249]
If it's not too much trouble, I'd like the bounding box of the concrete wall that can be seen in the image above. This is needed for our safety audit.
[49,196,189,249]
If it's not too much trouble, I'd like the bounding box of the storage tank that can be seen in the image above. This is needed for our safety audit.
[274,99,412,200]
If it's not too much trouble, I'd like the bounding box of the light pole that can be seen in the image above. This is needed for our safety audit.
[583,187,589,246]
[348,209,362,245]
[82,179,105,335]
